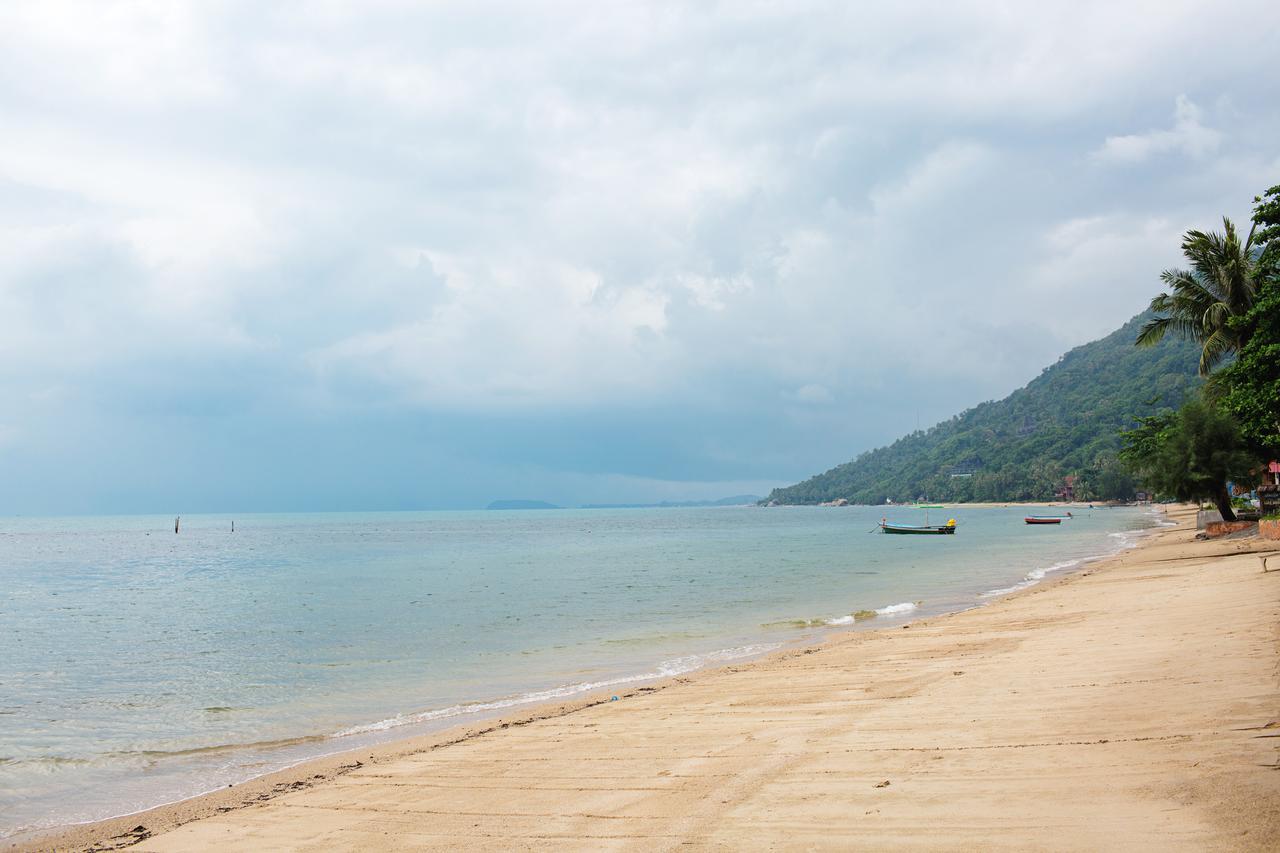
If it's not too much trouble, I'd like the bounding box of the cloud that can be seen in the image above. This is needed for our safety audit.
[311,253,676,407]
[1022,213,1184,340]
[1094,95,1223,163]
[868,141,996,214]
[0,1,1276,510]
[792,384,835,405]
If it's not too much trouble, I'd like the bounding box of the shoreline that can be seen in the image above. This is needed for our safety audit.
[3,507,1154,845]
[771,500,1138,509]
[19,504,1276,850]
[2,504,1152,835]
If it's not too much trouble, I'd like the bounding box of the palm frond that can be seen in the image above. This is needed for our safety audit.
[1157,268,1197,291]
[1198,328,1234,376]
[1159,268,1215,309]
[1201,369,1228,403]
[1135,316,1168,347]
[1163,315,1201,338]
[1202,301,1230,330]
[1139,216,1261,358]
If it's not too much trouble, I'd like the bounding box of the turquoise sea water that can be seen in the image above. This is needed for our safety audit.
[0,504,1165,837]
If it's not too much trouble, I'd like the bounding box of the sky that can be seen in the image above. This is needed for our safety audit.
[1,1,1278,514]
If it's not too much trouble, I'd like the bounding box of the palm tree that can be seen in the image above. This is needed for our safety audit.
[1136,217,1260,375]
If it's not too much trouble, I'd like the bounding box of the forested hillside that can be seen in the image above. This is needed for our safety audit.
[766,313,1202,505]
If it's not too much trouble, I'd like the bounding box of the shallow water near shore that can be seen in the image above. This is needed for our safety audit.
[0,504,1163,837]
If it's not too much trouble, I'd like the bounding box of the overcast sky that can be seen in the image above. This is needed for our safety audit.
[1,1,1277,513]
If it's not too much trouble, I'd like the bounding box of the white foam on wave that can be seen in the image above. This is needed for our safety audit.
[822,601,917,625]
[1132,506,1177,531]
[981,509,1177,601]
[334,642,781,738]
[1109,527,1160,550]
[981,557,1085,598]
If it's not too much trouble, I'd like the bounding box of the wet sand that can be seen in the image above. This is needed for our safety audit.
[20,506,1280,851]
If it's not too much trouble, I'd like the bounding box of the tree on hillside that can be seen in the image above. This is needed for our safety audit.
[1073,455,1135,502]
[1217,185,1280,455]
[1119,399,1256,521]
[764,310,1199,506]
[1251,184,1280,270]
[1136,218,1262,375]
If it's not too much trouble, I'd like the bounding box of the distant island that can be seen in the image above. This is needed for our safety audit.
[580,495,761,509]
[485,500,561,510]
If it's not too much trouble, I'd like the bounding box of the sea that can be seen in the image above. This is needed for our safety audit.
[0,503,1169,838]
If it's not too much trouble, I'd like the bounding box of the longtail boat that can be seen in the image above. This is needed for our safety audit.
[881,517,957,535]
[1024,515,1067,524]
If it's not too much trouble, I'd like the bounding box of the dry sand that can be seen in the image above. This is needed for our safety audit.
[21,507,1280,851]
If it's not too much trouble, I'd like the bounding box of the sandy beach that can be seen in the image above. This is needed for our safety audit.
[20,506,1279,851]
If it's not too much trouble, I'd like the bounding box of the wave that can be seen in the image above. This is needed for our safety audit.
[1108,530,1141,550]
[981,511,1171,600]
[980,557,1085,598]
[770,600,922,630]
[335,643,781,738]
[760,618,828,629]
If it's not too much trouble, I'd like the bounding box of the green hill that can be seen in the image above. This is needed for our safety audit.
[765,313,1202,505]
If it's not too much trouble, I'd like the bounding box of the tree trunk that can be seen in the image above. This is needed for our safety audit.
[1213,485,1237,522]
